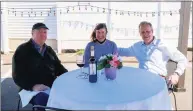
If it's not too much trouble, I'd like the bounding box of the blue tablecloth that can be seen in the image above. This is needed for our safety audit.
[47,66,171,110]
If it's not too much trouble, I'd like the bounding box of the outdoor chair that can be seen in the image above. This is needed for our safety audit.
[33,105,72,111]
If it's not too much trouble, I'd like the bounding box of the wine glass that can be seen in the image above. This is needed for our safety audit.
[76,54,85,74]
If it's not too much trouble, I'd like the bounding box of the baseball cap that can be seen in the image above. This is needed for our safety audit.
[32,23,49,30]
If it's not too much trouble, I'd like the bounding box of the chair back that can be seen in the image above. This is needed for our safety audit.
[33,105,72,111]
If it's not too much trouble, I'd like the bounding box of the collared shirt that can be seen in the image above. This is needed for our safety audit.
[118,38,188,76]
[31,39,46,56]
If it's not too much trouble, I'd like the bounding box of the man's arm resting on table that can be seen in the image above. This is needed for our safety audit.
[48,46,68,76]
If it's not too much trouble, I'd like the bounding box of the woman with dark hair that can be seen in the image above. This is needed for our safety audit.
[84,23,118,67]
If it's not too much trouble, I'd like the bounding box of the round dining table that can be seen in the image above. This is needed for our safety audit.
[47,66,172,110]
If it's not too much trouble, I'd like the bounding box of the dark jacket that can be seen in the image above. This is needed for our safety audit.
[12,39,68,91]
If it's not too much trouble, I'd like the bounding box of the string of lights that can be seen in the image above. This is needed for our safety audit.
[1,4,191,17]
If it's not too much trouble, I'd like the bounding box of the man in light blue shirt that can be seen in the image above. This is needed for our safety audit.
[118,21,188,85]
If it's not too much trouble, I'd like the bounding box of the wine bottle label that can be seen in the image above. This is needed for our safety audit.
[89,63,96,75]
[90,46,94,57]
[91,51,94,57]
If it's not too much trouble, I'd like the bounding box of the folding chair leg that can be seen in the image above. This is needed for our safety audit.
[17,98,21,111]
[32,106,35,111]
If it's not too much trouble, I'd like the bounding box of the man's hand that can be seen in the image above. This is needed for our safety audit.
[32,84,49,91]
[168,73,180,85]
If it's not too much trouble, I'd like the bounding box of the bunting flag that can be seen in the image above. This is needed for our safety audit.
[59,21,192,36]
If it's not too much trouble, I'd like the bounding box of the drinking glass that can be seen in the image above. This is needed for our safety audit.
[76,55,85,74]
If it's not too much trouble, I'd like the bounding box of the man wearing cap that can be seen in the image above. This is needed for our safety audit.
[12,23,68,110]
